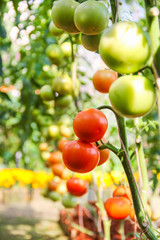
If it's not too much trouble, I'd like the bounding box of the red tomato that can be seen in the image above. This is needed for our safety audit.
[48,151,62,164]
[93,141,110,166]
[98,148,110,166]
[52,163,65,177]
[58,138,69,152]
[73,108,108,143]
[67,177,88,197]
[113,186,132,202]
[48,181,60,191]
[62,140,100,173]
[104,197,131,220]
[92,69,118,93]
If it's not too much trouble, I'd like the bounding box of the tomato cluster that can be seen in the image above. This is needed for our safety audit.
[104,186,132,220]
[62,108,110,173]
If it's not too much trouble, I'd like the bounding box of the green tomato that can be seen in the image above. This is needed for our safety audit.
[109,75,155,118]
[58,115,72,126]
[99,22,150,74]
[41,189,49,198]
[74,0,109,35]
[49,21,64,36]
[52,74,73,95]
[46,44,64,65]
[51,0,79,34]
[36,115,53,126]
[61,42,72,58]
[55,94,73,107]
[40,85,54,101]
[62,193,77,208]
[48,191,61,202]
[81,33,102,52]
[48,124,60,138]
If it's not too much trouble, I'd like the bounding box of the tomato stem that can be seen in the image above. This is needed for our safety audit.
[97,105,158,240]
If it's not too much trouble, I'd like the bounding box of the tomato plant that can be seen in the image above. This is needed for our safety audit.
[74,1,109,35]
[99,22,150,74]
[62,140,100,173]
[73,108,108,143]
[66,177,88,197]
[51,0,79,34]
[104,197,131,220]
[109,75,155,118]
[92,69,118,93]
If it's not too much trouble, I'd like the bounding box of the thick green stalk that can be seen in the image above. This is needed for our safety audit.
[116,115,157,240]
[109,0,119,23]
[97,105,158,240]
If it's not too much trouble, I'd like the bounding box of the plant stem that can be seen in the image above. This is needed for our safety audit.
[144,0,160,78]
[109,0,119,23]
[97,105,158,240]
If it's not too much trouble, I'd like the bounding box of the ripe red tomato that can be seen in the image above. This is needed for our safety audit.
[62,140,100,173]
[58,138,69,152]
[92,69,118,93]
[73,108,108,143]
[48,151,62,164]
[67,177,88,197]
[113,186,132,202]
[104,197,131,220]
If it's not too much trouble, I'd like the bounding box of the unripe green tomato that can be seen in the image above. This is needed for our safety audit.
[58,115,72,126]
[81,33,102,52]
[48,191,61,202]
[109,75,155,118]
[40,85,54,101]
[99,22,150,74]
[41,151,51,161]
[51,0,79,34]
[61,42,72,58]
[62,193,77,208]
[52,74,72,95]
[74,0,109,35]
[36,115,53,126]
[55,94,73,107]
[46,44,64,65]
[49,21,64,36]
[48,125,60,138]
